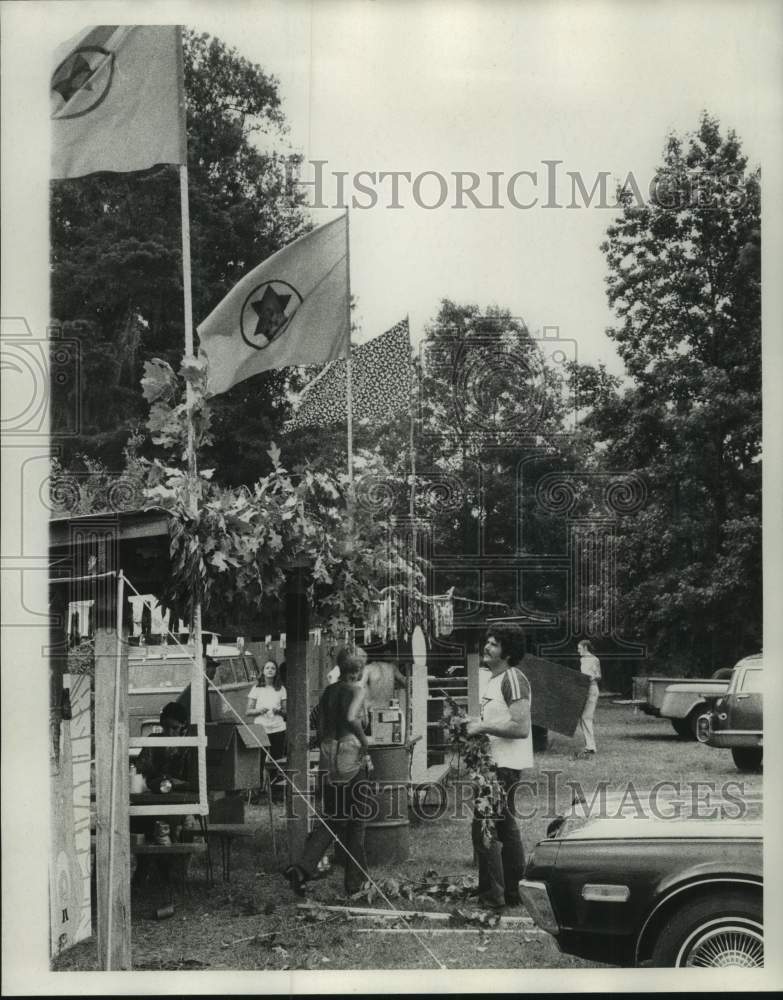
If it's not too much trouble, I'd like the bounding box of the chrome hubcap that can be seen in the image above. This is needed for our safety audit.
[683,924,763,967]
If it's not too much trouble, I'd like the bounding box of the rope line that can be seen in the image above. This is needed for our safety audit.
[121,577,447,969]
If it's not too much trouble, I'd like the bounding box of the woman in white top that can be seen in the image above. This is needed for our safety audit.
[247,659,287,773]
[576,640,601,759]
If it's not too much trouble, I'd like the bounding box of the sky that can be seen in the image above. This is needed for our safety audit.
[185,0,779,373]
[4,0,782,375]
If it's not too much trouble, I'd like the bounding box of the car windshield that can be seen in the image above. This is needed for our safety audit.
[128,658,193,690]
[212,659,238,684]
[239,655,258,682]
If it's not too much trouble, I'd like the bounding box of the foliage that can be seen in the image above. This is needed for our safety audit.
[347,872,479,906]
[138,358,424,634]
[66,638,95,676]
[571,113,761,671]
[442,696,504,846]
[49,432,149,515]
[51,29,310,477]
[345,873,505,927]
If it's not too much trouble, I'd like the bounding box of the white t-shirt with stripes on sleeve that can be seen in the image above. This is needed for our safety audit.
[480,666,534,770]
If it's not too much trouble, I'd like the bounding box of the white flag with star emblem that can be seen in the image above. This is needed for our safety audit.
[51,25,186,180]
[198,215,349,396]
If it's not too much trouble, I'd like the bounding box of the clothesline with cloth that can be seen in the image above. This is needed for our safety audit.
[364,587,512,643]
[365,586,455,642]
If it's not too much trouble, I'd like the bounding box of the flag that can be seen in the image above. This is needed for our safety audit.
[51,25,186,180]
[287,318,411,429]
[198,216,349,397]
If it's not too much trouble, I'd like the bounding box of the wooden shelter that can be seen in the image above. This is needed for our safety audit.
[49,508,207,969]
[48,508,321,967]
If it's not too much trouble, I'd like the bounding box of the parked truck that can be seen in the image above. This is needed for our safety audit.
[631,673,731,739]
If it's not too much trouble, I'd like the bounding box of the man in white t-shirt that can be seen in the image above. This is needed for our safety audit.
[466,624,533,909]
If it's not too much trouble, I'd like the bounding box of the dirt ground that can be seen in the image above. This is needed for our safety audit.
[52,700,762,972]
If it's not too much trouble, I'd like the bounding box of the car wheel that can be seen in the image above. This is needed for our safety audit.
[650,891,763,968]
[671,705,705,740]
[731,746,762,772]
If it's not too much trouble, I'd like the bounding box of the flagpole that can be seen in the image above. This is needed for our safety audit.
[408,315,416,522]
[344,209,354,485]
[408,315,417,612]
[176,27,206,819]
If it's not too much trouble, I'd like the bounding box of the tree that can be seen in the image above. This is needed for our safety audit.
[272,298,582,616]
[573,113,761,672]
[50,30,309,477]
[408,300,581,612]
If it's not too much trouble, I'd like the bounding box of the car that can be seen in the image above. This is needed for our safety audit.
[128,640,259,742]
[519,791,763,967]
[632,674,730,739]
[697,654,763,771]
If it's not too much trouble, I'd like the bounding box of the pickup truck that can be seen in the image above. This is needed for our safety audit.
[632,674,730,739]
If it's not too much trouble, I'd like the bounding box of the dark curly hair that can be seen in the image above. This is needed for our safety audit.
[485,624,526,666]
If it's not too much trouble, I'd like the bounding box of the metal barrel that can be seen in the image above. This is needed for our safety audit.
[364,745,410,866]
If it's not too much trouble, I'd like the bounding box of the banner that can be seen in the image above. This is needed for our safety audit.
[288,318,411,428]
[51,25,186,180]
[198,216,349,396]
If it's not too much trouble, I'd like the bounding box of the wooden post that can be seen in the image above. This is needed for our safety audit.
[285,567,310,861]
[48,584,68,769]
[94,577,130,969]
[467,650,481,718]
[409,625,428,783]
[48,583,73,958]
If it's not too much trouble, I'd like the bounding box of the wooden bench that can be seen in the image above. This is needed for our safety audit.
[206,824,256,882]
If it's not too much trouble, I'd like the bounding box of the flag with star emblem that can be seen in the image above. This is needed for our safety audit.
[198,215,349,396]
[51,25,186,180]
[287,318,412,429]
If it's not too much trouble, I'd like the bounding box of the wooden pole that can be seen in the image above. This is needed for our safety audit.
[285,567,310,861]
[48,582,72,958]
[467,649,481,718]
[409,625,428,783]
[408,314,416,524]
[95,573,130,970]
[179,151,206,814]
[105,571,126,968]
[407,314,417,621]
[344,210,353,484]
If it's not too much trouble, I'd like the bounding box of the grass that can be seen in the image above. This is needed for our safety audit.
[52,700,761,972]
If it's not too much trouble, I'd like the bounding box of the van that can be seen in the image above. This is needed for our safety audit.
[128,642,258,742]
